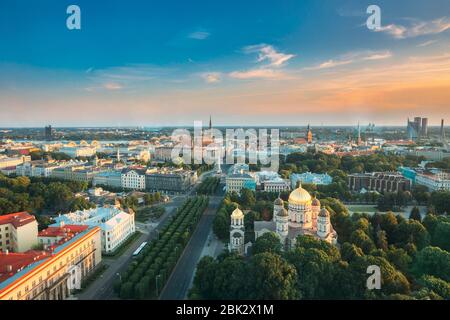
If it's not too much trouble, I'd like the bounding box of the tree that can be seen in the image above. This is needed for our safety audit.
[252,232,282,255]
[422,213,439,236]
[245,252,299,300]
[212,208,230,241]
[409,206,422,222]
[349,255,410,297]
[386,247,412,273]
[350,229,376,254]
[211,254,248,299]
[286,246,337,299]
[240,188,256,208]
[432,221,450,252]
[379,211,398,242]
[68,197,95,211]
[375,230,388,251]
[190,256,218,298]
[393,220,430,250]
[119,281,134,299]
[412,246,450,282]
[430,191,450,215]
[340,243,364,262]
[418,275,450,299]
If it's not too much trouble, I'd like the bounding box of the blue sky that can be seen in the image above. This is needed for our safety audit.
[0,0,449,126]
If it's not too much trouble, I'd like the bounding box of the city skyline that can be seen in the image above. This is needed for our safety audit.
[0,0,449,126]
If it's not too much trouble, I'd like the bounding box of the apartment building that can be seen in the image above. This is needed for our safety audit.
[0,212,38,253]
[51,206,135,254]
[0,225,102,300]
[348,172,411,193]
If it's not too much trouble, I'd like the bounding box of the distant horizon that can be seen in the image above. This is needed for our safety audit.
[0,123,448,130]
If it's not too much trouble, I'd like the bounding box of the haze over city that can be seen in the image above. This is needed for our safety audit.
[1,0,449,127]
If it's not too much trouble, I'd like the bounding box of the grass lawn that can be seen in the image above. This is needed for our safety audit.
[136,205,165,222]
[347,205,379,213]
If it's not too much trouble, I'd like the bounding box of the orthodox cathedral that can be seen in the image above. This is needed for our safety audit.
[229,185,338,254]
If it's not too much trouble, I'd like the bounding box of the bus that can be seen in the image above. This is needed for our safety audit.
[132,241,147,257]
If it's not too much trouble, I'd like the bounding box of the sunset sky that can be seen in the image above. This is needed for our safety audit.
[0,0,449,127]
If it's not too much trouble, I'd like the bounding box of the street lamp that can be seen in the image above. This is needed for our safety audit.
[155,274,162,296]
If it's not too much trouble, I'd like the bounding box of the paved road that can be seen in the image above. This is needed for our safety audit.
[159,195,222,300]
[77,169,219,300]
[76,201,182,300]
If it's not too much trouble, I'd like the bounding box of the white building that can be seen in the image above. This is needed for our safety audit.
[255,171,290,193]
[51,206,136,254]
[226,172,256,194]
[93,170,122,188]
[290,172,333,189]
[228,207,245,254]
[16,161,61,178]
[263,178,290,193]
[121,168,147,190]
[416,171,450,191]
[59,141,97,158]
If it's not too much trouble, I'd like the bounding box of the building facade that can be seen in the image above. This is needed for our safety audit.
[145,170,194,193]
[51,206,136,254]
[0,212,38,253]
[0,155,31,170]
[0,226,102,300]
[121,168,147,190]
[92,171,122,188]
[348,172,411,193]
[290,172,333,189]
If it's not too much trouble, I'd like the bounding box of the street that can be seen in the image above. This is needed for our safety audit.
[159,195,223,300]
[75,169,222,300]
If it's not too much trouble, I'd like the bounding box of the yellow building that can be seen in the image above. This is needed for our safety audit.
[0,225,102,300]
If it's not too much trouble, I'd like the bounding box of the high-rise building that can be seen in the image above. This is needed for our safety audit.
[414,117,422,134]
[44,125,53,141]
[421,118,428,137]
[407,117,422,140]
[440,119,446,142]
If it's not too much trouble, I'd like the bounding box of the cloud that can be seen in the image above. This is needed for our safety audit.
[417,40,438,47]
[201,72,221,83]
[243,44,295,67]
[228,69,289,80]
[309,59,353,70]
[362,51,393,61]
[306,50,392,70]
[103,82,123,90]
[188,31,210,40]
[377,17,450,39]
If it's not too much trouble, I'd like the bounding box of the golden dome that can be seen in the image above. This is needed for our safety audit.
[231,207,244,219]
[288,186,312,205]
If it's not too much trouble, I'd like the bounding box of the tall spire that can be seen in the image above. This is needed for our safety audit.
[306,124,313,144]
[209,115,212,129]
[357,122,362,145]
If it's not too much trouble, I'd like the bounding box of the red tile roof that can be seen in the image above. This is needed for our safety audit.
[38,225,88,238]
[0,212,36,228]
[0,250,49,283]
